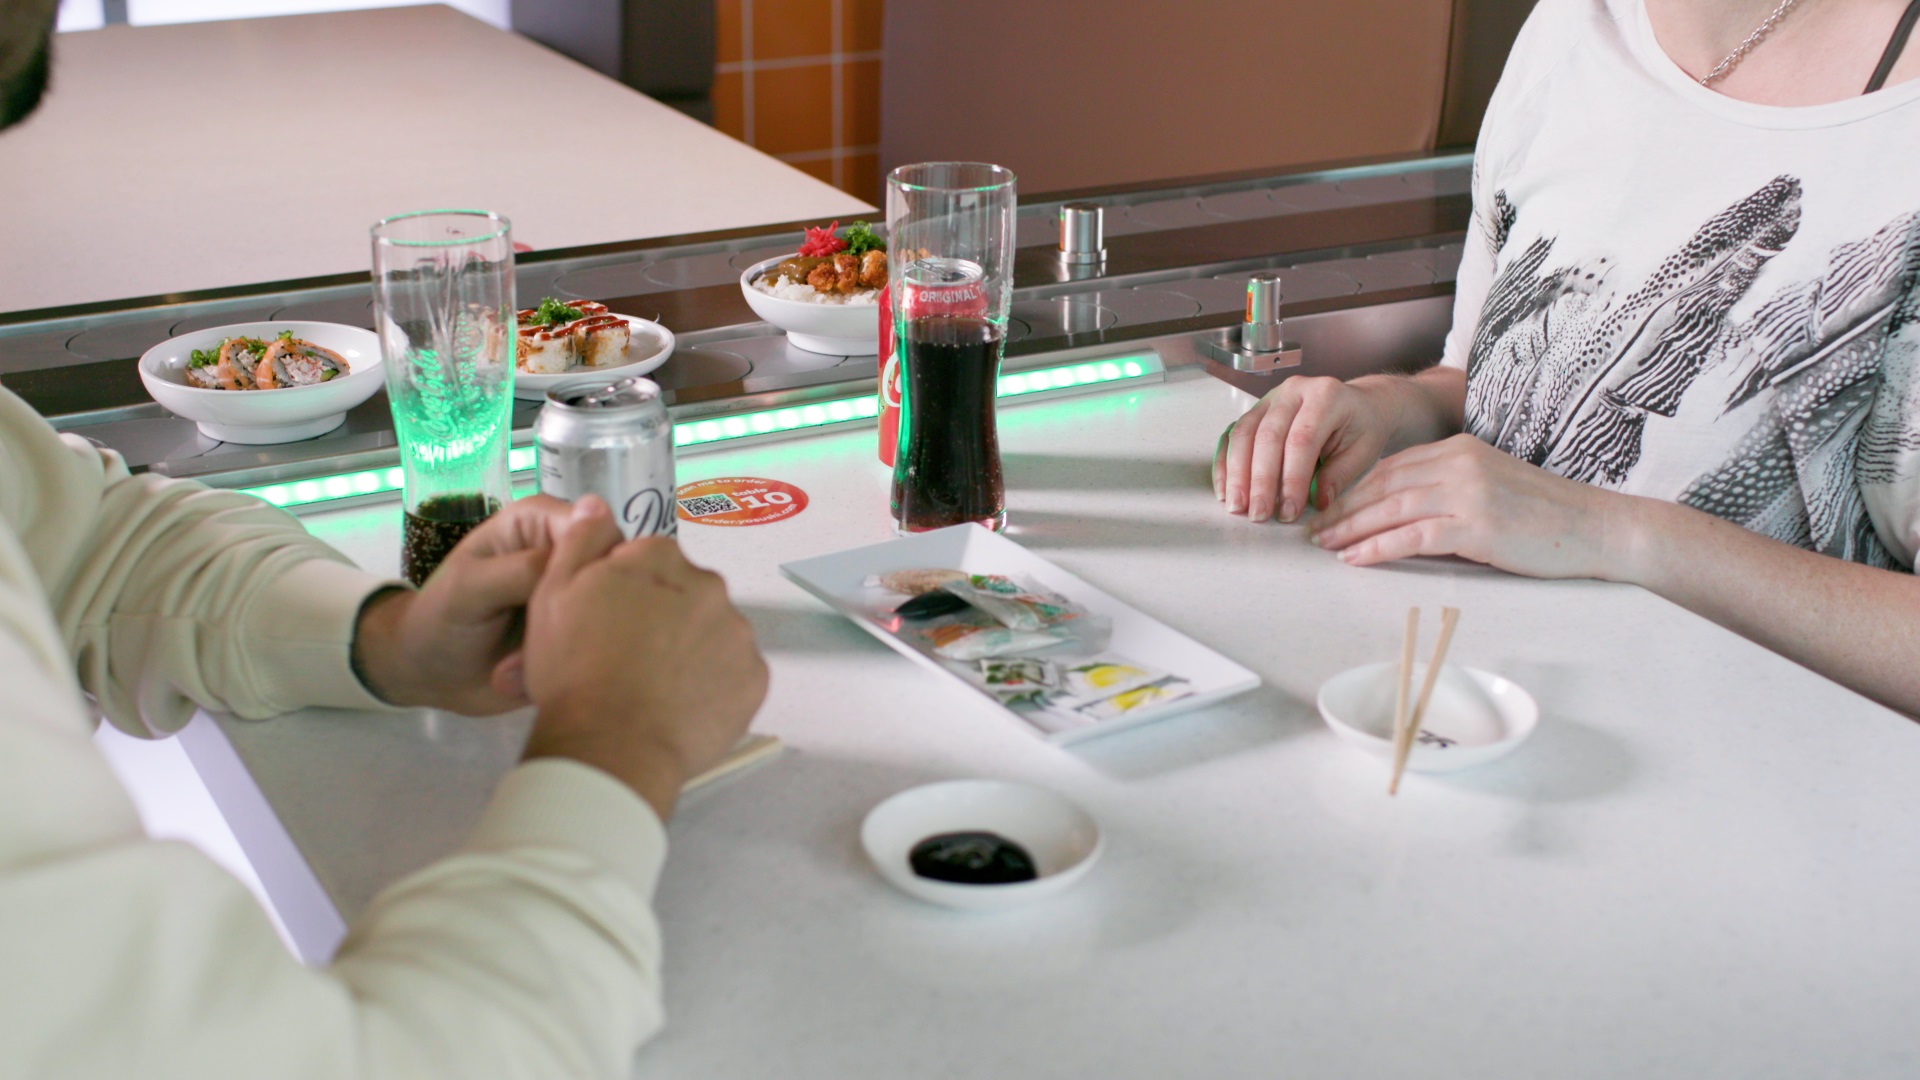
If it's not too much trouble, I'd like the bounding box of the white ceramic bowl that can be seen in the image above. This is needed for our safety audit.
[739,255,880,356]
[861,780,1102,911]
[1317,661,1539,774]
[139,321,383,444]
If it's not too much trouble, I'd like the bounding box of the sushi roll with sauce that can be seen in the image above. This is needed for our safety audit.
[256,336,347,388]
[515,298,624,373]
[517,323,578,374]
[573,313,630,367]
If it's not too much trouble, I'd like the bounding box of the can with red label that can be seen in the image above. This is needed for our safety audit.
[903,256,989,318]
[878,281,898,465]
[879,257,989,465]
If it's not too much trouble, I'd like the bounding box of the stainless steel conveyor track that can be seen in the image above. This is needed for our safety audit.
[0,153,1471,505]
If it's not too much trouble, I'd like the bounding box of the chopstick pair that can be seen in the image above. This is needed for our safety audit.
[1388,605,1460,796]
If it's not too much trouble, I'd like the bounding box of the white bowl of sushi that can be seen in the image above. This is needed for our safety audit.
[740,255,881,356]
[140,321,383,444]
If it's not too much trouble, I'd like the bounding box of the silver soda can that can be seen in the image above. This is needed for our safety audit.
[535,376,678,538]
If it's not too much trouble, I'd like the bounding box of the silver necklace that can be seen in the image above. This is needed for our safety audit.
[1699,0,1805,85]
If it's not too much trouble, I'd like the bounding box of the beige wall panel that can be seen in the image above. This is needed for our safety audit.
[880,0,1452,194]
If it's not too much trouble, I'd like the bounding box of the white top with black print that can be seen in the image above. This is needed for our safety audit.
[1441,0,1920,569]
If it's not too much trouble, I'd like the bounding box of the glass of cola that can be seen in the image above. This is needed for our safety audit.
[370,210,516,585]
[886,163,1017,533]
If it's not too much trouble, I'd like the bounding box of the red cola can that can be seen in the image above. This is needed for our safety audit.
[877,257,988,466]
[878,282,897,465]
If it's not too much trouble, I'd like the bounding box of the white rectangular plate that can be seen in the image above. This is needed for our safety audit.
[780,524,1261,745]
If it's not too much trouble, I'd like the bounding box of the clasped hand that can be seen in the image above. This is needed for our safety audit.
[353,495,768,816]
[1214,376,1640,580]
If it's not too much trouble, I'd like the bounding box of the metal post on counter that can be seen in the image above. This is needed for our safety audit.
[1057,202,1106,272]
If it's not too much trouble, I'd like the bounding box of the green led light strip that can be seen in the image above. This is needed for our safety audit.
[243,355,1159,510]
[674,393,880,447]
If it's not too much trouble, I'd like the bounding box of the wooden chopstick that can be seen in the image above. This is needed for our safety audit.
[684,733,784,793]
[1389,606,1461,795]
[1389,606,1419,785]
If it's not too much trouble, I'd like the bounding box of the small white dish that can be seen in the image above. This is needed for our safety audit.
[1317,661,1539,774]
[512,313,676,400]
[139,320,382,444]
[861,779,1102,911]
[739,255,880,356]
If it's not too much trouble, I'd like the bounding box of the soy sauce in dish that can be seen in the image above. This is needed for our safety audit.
[910,831,1038,885]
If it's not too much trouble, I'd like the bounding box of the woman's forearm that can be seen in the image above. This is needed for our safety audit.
[1356,365,1467,453]
[1614,496,1920,718]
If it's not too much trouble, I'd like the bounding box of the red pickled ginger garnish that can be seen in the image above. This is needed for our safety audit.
[798,221,848,258]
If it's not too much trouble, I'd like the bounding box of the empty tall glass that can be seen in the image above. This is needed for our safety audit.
[371,210,516,585]
[887,163,1017,533]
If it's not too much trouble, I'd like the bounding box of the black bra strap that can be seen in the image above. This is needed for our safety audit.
[1865,0,1920,93]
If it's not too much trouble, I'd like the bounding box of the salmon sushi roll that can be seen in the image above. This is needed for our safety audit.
[211,337,267,391]
[257,338,347,388]
[185,358,226,389]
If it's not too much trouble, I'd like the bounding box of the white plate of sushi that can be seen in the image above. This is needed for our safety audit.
[139,320,383,444]
[781,524,1262,745]
[512,301,675,401]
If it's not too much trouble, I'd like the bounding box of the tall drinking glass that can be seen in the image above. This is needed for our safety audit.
[371,210,516,585]
[887,162,1017,533]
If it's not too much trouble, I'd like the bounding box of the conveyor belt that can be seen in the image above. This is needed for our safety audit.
[0,152,1470,497]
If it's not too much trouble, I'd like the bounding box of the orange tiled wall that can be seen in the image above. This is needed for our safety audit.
[712,0,884,206]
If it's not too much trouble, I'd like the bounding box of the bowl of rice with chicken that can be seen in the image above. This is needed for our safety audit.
[740,220,888,355]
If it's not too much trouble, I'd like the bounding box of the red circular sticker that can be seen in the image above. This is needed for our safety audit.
[675,477,809,527]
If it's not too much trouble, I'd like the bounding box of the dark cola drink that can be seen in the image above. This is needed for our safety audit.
[892,315,1006,532]
[401,493,499,585]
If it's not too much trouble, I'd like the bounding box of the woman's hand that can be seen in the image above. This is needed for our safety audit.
[1305,433,1644,580]
[1213,376,1397,523]
[353,494,577,715]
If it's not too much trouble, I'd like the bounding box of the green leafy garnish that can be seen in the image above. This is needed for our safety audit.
[188,335,270,368]
[528,297,584,327]
[842,220,885,257]
[276,330,294,342]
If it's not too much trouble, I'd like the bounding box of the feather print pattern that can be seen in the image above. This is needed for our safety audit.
[1466,176,1920,568]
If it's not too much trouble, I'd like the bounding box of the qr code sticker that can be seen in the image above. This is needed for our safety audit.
[677,493,741,518]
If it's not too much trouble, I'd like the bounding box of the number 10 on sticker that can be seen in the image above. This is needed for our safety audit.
[674,477,810,527]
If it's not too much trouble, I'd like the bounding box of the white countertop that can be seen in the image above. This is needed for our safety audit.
[182,371,1920,1078]
[0,4,870,314]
